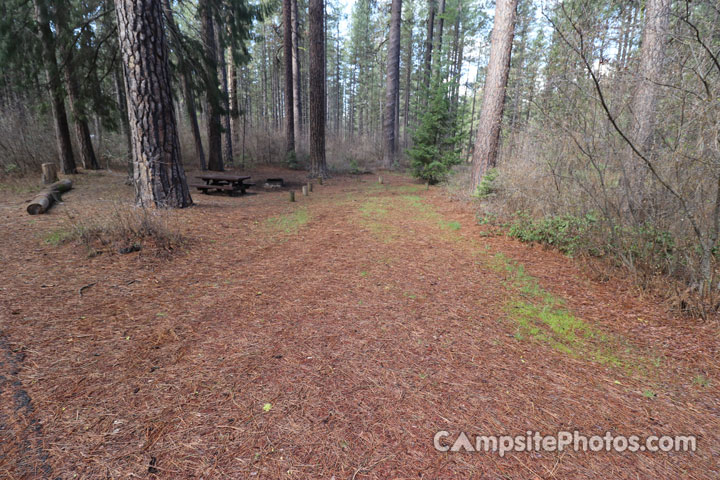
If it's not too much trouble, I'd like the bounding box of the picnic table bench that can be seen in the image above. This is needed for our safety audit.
[189,174,254,196]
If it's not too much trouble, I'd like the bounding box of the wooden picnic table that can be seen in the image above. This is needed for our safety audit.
[189,173,254,195]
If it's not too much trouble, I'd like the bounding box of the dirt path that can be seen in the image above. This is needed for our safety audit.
[0,169,718,479]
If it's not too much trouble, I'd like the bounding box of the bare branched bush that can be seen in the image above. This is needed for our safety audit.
[49,206,186,256]
[477,0,720,315]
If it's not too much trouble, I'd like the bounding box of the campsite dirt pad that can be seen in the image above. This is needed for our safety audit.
[0,168,718,478]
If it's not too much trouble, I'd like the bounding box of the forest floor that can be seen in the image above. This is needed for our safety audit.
[0,167,718,479]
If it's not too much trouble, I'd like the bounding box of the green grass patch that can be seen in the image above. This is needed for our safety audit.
[493,251,647,373]
[43,228,75,246]
[446,221,461,231]
[265,207,310,234]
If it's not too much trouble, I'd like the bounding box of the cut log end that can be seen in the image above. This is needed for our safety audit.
[26,179,72,215]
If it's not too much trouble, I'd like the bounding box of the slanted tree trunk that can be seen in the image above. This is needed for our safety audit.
[383,0,402,168]
[291,0,303,142]
[470,0,518,192]
[113,64,133,180]
[56,1,100,170]
[162,0,206,170]
[114,0,192,208]
[200,1,224,171]
[308,0,327,178]
[33,0,76,174]
[283,0,295,156]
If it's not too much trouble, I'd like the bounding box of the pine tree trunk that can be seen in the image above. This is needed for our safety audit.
[632,0,670,154]
[228,49,241,161]
[433,0,446,76]
[422,0,436,96]
[402,16,413,147]
[470,0,517,192]
[624,0,670,214]
[63,69,100,170]
[114,65,133,180]
[182,74,207,170]
[283,0,295,156]
[308,0,327,178]
[114,0,192,208]
[291,0,303,142]
[33,0,77,174]
[56,1,100,170]
[383,0,403,168]
[201,2,223,171]
[218,36,233,166]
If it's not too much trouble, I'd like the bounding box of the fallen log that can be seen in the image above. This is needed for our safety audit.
[26,179,72,215]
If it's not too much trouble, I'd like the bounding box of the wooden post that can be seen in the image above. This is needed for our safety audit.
[425,180,430,190]
[319,177,323,185]
[302,185,308,196]
[308,182,313,192]
[41,163,58,185]
[289,191,295,202]
[378,176,384,184]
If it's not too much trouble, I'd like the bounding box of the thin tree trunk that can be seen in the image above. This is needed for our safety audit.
[218,36,233,166]
[33,0,77,174]
[113,65,133,180]
[632,0,670,154]
[114,0,192,207]
[383,0,403,168]
[283,0,295,156]
[625,0,670,214]
[470,0,518,191]
[228,47,240,162]
[201,2,223,171]
[56,1,100,170]
[309,0,327,178]
[291,0,303,142]
[183,74,206,170]
[433,0,446,76]
[423,0,436,95]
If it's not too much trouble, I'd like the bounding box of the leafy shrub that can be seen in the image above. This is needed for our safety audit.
[508,212,599,256]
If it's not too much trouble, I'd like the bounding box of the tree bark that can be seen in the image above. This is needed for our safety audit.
[27,179,72,215]
[228,47,240,162]
[218,33,233,166]
[201,1,224,171]
[33,0,77,174]
[113,64,133,180]
[433,0,446,76]
[470,0,517,192]
[283,0,295,156]
[623,0,670,215]
[291,0,303,142]
[162,0,206,170]
[308,0,327,178]
[383,0,403,168]
[115,0,192,208]
[55,1,100,170]
[182,74,207,170]
[422,0,436,95]
[632,0,670,154]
